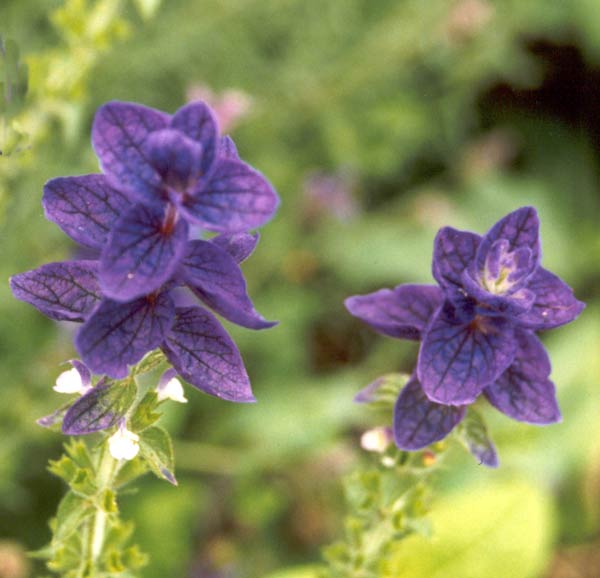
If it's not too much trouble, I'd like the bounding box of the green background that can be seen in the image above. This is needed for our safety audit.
[0,1,599,577]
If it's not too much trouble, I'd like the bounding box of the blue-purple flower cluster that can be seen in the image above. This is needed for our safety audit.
[11,101,279,403]
[346,207,585,463]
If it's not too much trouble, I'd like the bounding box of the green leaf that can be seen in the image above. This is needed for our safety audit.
[129,391,161,432]
[131,0,162,20]
[132,349,167,376]
[48,441,97,496]
[262,567,322,578]
[114,457,149,489]
[357,373,410,411]
[62,378,137,435]
[387,479,555,578]
[53,491,94,543]
[139,426,177,485]
[456,407,498,467]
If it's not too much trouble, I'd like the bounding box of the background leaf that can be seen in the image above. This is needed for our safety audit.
[387,478,555,578]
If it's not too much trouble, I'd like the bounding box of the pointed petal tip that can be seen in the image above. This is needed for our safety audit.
[479,452,500,468]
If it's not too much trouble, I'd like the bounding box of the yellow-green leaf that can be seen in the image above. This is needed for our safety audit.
[386,478,555,578]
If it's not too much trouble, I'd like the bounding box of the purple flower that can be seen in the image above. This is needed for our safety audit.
[346,207,585,455]
[10,100,279,403]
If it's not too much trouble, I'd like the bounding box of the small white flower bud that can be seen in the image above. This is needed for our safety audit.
[360,427,393,453]
[381,456,396,468]
[108,424,140,461]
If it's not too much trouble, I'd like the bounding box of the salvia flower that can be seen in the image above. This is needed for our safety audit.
[157,368,188,403]
[346,207,585,458]
[45,101,279,302]
[10,100,279,403]
[108,420,140,461]
[360,426,393,453]
[53,360,92,395]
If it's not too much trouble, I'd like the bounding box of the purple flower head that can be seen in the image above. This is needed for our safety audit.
[346,207,585,458]
[42,101,279,302]
[10,99,279,403]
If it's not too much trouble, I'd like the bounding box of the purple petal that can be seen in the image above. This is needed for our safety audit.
[170,101,219,175]
[417,303,518,405]
[470,441,499,468]
[354,377,386,403]
[481,241,534,290]
[484,330,561,424]
[514,268,586,330]
[476,206,541,274]
[162,306,254,402]
[75,293,175,378]
[345,284,443,340]
[68,359,92,389]
[181,159,279,232]
[10,261,101,322]
[157,367,179,389]
[144,129,204,192]
[210,232,259,263]
[461,270,536,316]
[432,227,481,299]
[100,203,188,301]
[92,101,170,202]
[219,135,240,160]
[43,174,132,249]
[180,240,276,329]
[459,410,499,468]
[393,376,466,450]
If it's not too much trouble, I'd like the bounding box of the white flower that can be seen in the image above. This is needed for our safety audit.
[108,424,140,461]
[157,373,188,404]
[54,368,88,394]
[360,427,393,453]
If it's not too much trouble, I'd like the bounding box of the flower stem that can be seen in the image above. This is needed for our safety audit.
[89,444,118,570]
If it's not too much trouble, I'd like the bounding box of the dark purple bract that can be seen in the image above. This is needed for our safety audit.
[10,99,279,403]
[346,206,585,460]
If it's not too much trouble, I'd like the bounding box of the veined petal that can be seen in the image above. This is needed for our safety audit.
[480,241,534,292]
[10,261,101,322]
[144,129,204,192]
[462,270,536,316]
[476,206,541,274]
[75,292,175,378]
[417,303,517,405]
[181,158,279,232]
[514,268,586,330]
[180,240,276,329]
[219,135,240,160]
[162,306,254,402]
[92,101,170,202]
[484,330,561,424]
[393,376,466,450]
[210,232,259,263]
[100,203,188,301]
[170,101,219,175]
[432,227,481,299]
[345,284,443,340]
[43,174,132,249]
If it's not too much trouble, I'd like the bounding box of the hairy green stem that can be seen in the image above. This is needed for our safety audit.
[89,444,118,571]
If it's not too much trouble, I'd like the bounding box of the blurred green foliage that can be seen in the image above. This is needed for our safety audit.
[1,0,599,577]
